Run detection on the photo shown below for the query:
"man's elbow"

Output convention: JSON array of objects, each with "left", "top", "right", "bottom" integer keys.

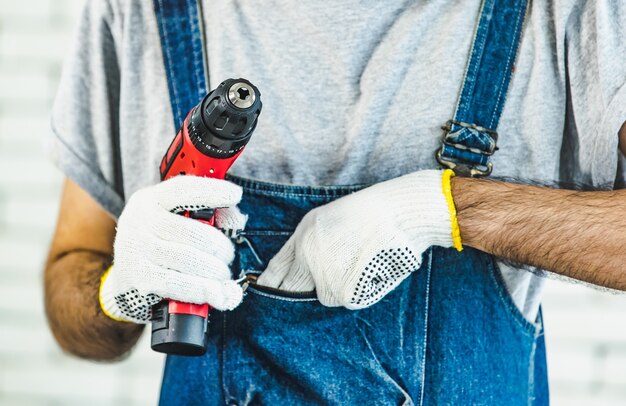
[{"left": 44, "top": 252, "right": 143, "bottom": 362}]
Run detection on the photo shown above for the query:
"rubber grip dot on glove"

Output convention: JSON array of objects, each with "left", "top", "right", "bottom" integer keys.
[
  {"left": 351, "top": 247, "right": 420, "bottom": 307},
  {"left": 114, "top": 289, "right": 161, "bottom": 322}
]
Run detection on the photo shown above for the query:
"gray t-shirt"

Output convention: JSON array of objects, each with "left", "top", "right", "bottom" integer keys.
[{"left": 47, "top": 0, "right": 626, "bottom": 322}]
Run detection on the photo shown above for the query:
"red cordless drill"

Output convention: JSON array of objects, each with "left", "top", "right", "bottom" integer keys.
[{"left": 151, "top": 78, "right": 262, "bottom": 356}]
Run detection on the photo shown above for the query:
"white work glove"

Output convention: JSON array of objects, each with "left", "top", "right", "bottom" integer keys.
[
  {"left": 257, "top": 170, "right": 462, "bottom": 309},
  {"left": 99, "top": 176, "right": 248, "bottom": 323}
]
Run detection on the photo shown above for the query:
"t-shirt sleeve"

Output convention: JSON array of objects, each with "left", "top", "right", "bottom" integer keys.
[
  {"left": 560, "top": 0, "right": 626, "bottom": 190},
  {"left": 46, "top": 0, "right": 124, "bottom": 217}
]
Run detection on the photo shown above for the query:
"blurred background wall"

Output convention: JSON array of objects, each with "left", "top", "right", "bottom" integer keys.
[{"left": 0, "top": 0, "right": 625, "bottom": 405}]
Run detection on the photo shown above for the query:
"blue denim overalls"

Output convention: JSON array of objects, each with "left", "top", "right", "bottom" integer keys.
[{"left": 154, "top": 0, "right": 548, "bottom": 404}]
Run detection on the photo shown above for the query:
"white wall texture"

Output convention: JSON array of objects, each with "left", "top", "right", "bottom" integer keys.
[{"left": 0, "top": 0, "right": 624, "bottom": 405}]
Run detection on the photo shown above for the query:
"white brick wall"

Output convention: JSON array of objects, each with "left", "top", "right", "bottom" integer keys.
[{"left": 0, "top": 0, "right": 624, "bottom": 405}]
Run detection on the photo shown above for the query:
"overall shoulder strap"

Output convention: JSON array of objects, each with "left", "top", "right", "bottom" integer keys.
[
  {"left": 436, "top": 0, "right": 529, "bottom": 177},
  {"left": 153, "top": 0, "right": 209, "bottom": 128}
]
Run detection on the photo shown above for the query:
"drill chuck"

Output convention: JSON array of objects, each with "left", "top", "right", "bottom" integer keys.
[{"left": 188, "top": 78, "right": 262, "bottom": 159}]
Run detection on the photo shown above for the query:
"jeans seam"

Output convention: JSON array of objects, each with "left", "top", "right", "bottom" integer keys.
[
  {"left": 244, "top": 189, "right": 351, "bottom": 198},
  {"left": 156, "top": 0, "right": 182, "bottom": 124},
  {"left": 489, "top": 0, "right": 529, "bottom": 128},
  {"left": 354, "top": 316, "right": 415, "bottom": 405},
  {"left": 226, "top": 174, "right": 367, "bottom": 197},
  {"left": 186, "top": 0, "right": 205, "bottom": 99},
  {"left": 221, "top": 313, "right": 232, "bottom": 405},
  {"left": 527, "top": 334, "right": 537, "bottom": 406},
  {"left": 528, "top": 310, "right": 545, "bottom": 406},
  {"left": 242, "top": 230, "right": 293, "bottom": 236},
  {"left": 418, "top": 249, "right": 433, "bottom": 406}
]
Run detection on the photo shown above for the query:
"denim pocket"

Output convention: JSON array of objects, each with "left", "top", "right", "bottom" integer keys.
[
  {"left": 487, "top": 257, "right": 540, "bottom": 336},
  {"left": 225, "top": 279, "right": 414, "bottom": 405}
]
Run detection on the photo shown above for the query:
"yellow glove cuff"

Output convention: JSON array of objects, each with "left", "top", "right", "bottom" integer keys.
[
  {"left": 442, "top": 169, "right": 463, "bottom": 252},
  {"left": 99, "top": 265, "right": 131, "bottom": 323}
]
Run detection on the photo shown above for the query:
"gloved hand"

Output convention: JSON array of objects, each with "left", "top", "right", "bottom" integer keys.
[
  {"left": 99, "top": 176, "right": 247, "bottom": 323},
  {"left": 257, "top": 169, "right": 462, "bottom": 309}
]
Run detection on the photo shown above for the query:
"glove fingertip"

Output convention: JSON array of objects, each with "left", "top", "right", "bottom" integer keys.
[
  {"left": 156, "top": 176, "right": 243, "bottom": 210},
  {"left": 189, "top": 176, "right": 243, "bottom": 206},
  {"left": 318, "top": 295, "right": 343, "bottom": 309},
  {"left": 256, "top": 265, "right": 284, "bottom": 289},
  {"left": 279, "top": 271, "right": 314, "bottom": 292},
  {"left": 214, "top": 206, "right": 248, "bottom": 230},
  {"left": 209, "top": 281, "right": 244, "bottom": 311},
  {"left": 217, "top": 180, "right": 244, "bottom": 205}
]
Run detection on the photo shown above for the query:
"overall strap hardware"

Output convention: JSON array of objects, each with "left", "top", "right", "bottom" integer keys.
[
  {"left": 437, "top": 120, "right": 498, "bottom": 177},
  {"left": 436, "top": 0, "right": 529, "bottom": 177},
  {"left": 153, "top": 0, "right": 210, "bottom": 129}
]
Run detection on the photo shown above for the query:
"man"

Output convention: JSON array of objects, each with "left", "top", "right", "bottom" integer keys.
[{"left": 45, "top": 0, "right": 626, "bottom": 404}]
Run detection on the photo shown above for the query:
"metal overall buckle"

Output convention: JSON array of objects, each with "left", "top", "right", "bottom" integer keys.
[{"left": 436, "top": 120, "right": 498, "bottom": 177}]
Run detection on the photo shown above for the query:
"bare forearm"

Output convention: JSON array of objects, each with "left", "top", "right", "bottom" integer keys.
[
  {"left": 452, "top": 177, "right": 626, "bottom": 289},
  {"left": 44, "top": 250, "right": 143, "bottom": 360}
]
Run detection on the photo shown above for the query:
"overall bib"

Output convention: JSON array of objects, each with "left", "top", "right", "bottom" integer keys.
[{"left": 153, "top": 1, "right": 548, "bottom": 404}]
